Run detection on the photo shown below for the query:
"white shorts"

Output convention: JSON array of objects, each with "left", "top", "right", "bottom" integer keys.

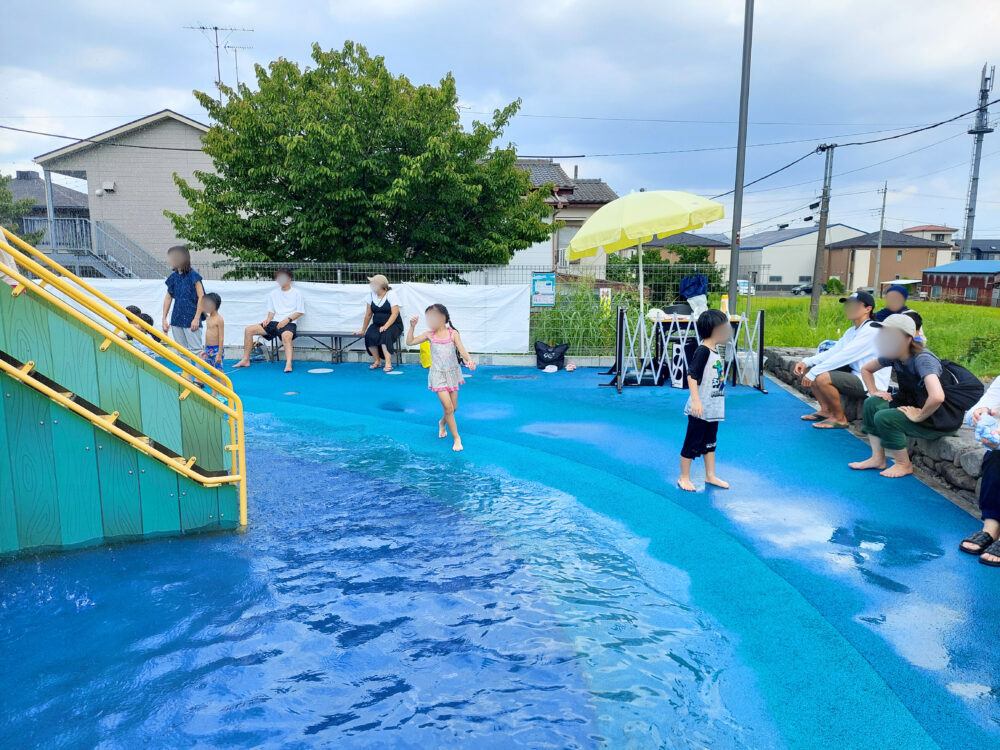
[{"left": 170, "top": 325, "right": 203, "bottom": 353}]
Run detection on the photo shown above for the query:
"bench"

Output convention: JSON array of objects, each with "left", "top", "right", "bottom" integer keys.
[{"left": 267, "top": 330, "right": 403, "bottom": 365}]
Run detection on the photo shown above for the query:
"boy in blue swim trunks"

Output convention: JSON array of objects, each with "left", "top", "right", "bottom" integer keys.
[{"left": 201, "top": 292, "right": 224, "bottom": 368}]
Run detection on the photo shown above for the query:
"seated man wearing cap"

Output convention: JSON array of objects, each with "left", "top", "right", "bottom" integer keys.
[
  {"left": 793, "top": 291, "right": 891, "bottom": 429},
  {"left": 850, "top": 312, "right": 962, "bottom": 478},
  {"left": 874, "top": 284, "right": 911, "bottom": 322}
]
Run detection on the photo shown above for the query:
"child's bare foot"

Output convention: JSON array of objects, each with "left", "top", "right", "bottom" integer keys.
[
  {"left": 705, "top": 476, "right": 730, "bottom": 489},
  {"left": 438, "top": 419, "right": 448, "bottom": 438},
  {"left": 233, "top": 359, "right": 250, "bottom": 368},
  {"left": 848, "top": 457, "right": 886, "bottom": 471},
  {"left": 880, "top": 462, "right": 913, "bottom": 478},
  {"left": 677, "top": 477, "right": 696, "bottom": 492},
  {"left": 452, "top": 440, "right": 463, "bottom": 452}
]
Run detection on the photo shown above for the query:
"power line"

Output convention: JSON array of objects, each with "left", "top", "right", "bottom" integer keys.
[
  {"left": 710, "top": 149, "right": 817, "bottom": 199},
  {"left": 0, "top": 123, "right": 205, "bottom": 152},
  {"left": 459, "top": 108, "right": 922, "bottom": 128}
]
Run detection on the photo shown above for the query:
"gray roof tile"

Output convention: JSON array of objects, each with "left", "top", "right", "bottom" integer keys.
[
  {"left": 6, "top": 171, "right": 88, "bottom": 209},
  {"left": 827, "top": 230, "right": 951, "bottom": 249}
]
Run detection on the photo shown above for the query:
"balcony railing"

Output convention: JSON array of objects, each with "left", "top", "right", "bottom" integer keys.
[
  {"left": 19, "top": 217, "right": 167, "bottom": 279},
  {"left": 22, "top": 216, "right": 92, "bottom": 252}
]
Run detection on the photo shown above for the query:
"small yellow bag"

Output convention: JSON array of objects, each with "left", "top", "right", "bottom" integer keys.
[{"left": 419, "top": 340, "right": 432, "bottom": 368}]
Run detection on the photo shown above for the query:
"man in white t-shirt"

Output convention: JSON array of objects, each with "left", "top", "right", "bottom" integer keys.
[{"left": 234, "top": 267, "right": 305, "bottom": 373}]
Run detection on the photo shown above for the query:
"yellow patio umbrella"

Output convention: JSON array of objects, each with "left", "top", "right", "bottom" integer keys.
[{"left": 567, "top": 190, "right": 725, "bottom": 318}]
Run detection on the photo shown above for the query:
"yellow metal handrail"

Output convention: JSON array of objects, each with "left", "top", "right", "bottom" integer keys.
[
  {"left": 0, "top": 358, "right": 242, "bottom": 487},
  {"left": 1, "top": 227, "right": 234, "bottom": 390},
  {"left": 0, "top": 232, "right": 246, "bottom": 525}
]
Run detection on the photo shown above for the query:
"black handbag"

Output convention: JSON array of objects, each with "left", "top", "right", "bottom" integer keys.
[{"left": 534, "top": 341, "right": 569, "bottom": 370}]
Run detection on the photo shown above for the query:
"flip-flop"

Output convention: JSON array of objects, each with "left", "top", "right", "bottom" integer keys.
[
  {"left": 369, "top": 363, "right": 381, "bottom": 370},
  {"left": 383, "top": 365, "right": 394, "bottom": 373},
  {"left": 979, "top": 539, "right": 1000, "bottom": 567},
  {"left": 813, "top": 420, "right": 849, "bottom": 430},
  {"left": 800, "top": 413, "right": 828, "bottom": 422},
  {"left": 961, "top": 530, "right": 996, "bottom": 555}
]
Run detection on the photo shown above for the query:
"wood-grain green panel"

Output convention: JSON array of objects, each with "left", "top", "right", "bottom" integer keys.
[
  {"left": 137, "top": 369, "right": 183, "bottom": 455},
  {"left": 179, "top": 478, "right": 218, "bottom": 532},
  {"left": 180, "top": 398, "right": 226, "bottom": 472},
  {"left": 0, "top": 378, "right": 20, "bottom": 553},
  {"left": 217, "top": 485, "right": 240, "bottom": 529},
  {"left": 138, "top": 455, "right": 181, "bottom": 537},
  {"left": 96, "top": 347, "right": 142, "bottom": 430},
  {"left": 3, "top": 291, "right": 53, "bottom": 374},
  {"left": 96, "top": 437, "right": 141, "bottom": 539},
  {"left": 50, "top": 403, "right": 104, "bottom": 547},
  {"left": 46, "top": 313, "right": 100, "bottom": 405},
  {"left": 3, "top": 378, "right": 60, "bottom": 550}
]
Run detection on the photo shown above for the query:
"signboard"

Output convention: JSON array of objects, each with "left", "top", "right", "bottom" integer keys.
[
  {"left": 599, "top": 286, "right": 611, "bottom": 311},
  {"left": 531, "top": 272, "right": 556, "bottom": 307}
]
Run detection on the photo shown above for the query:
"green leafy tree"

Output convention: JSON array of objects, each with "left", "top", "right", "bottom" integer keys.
[
  {"left": 168, "top": 41, "right": 555, "bottom": 265},
  {"left": 825, "top": 277, "right": 845, "bottom": 295},
  {"left": 606, "top": 244, "right": 723, "bottom": 306},
  {"left": 0, "top": 174, "right": 44, "bottom": 245}
]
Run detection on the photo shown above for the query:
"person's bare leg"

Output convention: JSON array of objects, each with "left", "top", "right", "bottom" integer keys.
[
  {"left": 234, "top": 324, "right": 265, "bottom": 367},
  {"left": 281, "top": 331, "right": 294, "bottom": 373},
  {"left": 962, "top": 518, "right": 1000, "bottom": 555},
  {"left": 811, "top": 372, "right": 847, "bottom": 425},
  {"left": 436, "top": 390, "right": 461, "bottom": 450},
  {"left": 439, "top": 391, "right": 458, "bottom": 438},
  {"left": 849, "top": 435, "right": 887, "bottom": 470},
  {"left": 703, "top": 452, "right": 729, "bottom": 488},
  {"left": 678, "top": 456, "right": 696, "bottom": 491},
  {"left": 800, "top": 376, "right": 832, "bottom": 420},
  {"left": 368, "top": 345, "right": 381, "bottom": 369},
  {"left": 382, "top": 344, "right": 393, "bottom": 371},
  {"left": 880, "top": 447, "right": 914, "bottom": 478}
]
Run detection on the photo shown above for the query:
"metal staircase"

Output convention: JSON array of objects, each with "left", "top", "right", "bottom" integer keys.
[{"left": 21, "top": 217, "right": 168, "bottom": 279}]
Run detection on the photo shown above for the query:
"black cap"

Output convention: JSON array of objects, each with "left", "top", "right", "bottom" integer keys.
[{"left": 839, "top": 290, "right": 875, "bottom": 308}]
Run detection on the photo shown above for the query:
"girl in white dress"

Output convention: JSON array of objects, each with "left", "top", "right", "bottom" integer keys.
[{"left": 406, "top": 304, "right": 476, "bottom": 451}]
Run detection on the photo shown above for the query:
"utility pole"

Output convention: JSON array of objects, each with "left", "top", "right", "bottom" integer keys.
[
  {"left": 727, "top": 0, "right": 755, "bottom": 308},
  {"left": 872, "top": 181, "right": 887, "bottom": 296},
  {"left": 808, "top": 144, "right": 835, "bottom": 326},
  {"left": 225, "top": 44, "right": 253, "bottom": 88},
  {"left": 185, "top": 25, "right": 254, "bottom": 103},
  {"left": 960, "top": 63, "right": 994, "bottom": 259}
]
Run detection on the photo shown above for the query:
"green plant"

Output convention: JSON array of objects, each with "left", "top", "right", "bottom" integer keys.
[
  {"left": 168, "top": 41, "right": 555, "bottom": 265},
  {"left": 529, "top": 279, "right": 637, "bottom": 355},
  {"left": 825, "top": 277, "right": 845, "bottom": 295},
  {"left": 0, "top": 174, "right": 44, "bottom": 245}
]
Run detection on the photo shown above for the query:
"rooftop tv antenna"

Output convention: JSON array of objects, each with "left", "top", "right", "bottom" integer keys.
[
  {"left": 225, "top": 44, "right": 254, "bottom": 87},
  {"left": 184, "top": 25, "right": 254, "bottom": 102},
  {"left": 960, "top": 63, "right": 994, "bottom": 259}
]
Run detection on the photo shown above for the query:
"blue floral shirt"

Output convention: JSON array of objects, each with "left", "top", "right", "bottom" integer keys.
[{"left": 165, "top": 269, "right": 203, "bottom": 328}]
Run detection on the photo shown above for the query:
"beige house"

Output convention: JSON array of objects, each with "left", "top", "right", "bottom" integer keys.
[
  {"left": 34, "top": 110, "right": 216, "bottom": 271},
  {"left": 513, "top": 159, "right": 618, "bottom": 274},
  {"left": 902, "top": 224, "right": 958, "bottom": 266},
  {"left": 826, "top": 230, "right": 952, "bottom": 291}
]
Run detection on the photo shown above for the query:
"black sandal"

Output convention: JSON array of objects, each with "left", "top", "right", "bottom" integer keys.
[
  {"left": 960, "top": 530, "right": 996, "bottom": 555},
  {"left": 979, "top": 540, "right": 1000, "bottom": 567}
]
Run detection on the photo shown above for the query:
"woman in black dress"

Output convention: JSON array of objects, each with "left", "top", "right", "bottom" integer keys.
[{"left": 355, "top": 274, "right": 403, "bottom": 372}]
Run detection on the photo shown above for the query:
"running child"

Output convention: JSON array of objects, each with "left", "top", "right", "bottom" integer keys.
[
  {"left": 406, "top": 304, "right": 476, "bottom": 452},
  {"left": 161, "top": 245, "right": 204, "bottom": 359},
  {"left": 201, "top": 292, "right": 224, "bottom": 368},
  {"left": 678, "top": 309, "right": 731, "bottom": 492}
]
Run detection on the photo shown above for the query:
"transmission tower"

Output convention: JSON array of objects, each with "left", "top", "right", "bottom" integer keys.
[{"left": 960, "top": 63, "right": 994, "bottom": 259}]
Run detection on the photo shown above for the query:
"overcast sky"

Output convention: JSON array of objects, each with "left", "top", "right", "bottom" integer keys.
[{"left": 4, "top": 0, "right": 1000, "bottom": 240}]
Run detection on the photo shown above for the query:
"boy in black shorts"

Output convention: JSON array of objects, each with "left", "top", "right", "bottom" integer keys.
[{"left": 678, "top": 309, "right": 731, "bottom": 492}]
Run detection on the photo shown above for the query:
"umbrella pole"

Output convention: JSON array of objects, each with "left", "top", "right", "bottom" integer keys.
[{"left": 637, "top": 240, "right": 646, "bottom": 359}]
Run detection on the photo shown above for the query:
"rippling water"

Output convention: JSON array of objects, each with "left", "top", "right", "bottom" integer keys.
[{"left": 0, "top": 412, "right": 777, "bottom": 749}]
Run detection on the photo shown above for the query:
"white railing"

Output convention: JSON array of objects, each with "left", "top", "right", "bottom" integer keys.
[{"left": 19, "top": 217, "right": 167, "bottom": 279}]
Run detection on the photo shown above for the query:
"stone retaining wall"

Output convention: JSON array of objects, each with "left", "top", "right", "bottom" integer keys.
[{"left": 764, "top": 346, "right": 987, "bottom": 509}]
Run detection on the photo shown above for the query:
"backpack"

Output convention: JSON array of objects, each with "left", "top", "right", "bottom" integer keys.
[
  {"left": 892, "top": 357, "right": 984, "bottom": 431},
  {"left": 534, "top": 341, "right": 569, "bottom": 370}
]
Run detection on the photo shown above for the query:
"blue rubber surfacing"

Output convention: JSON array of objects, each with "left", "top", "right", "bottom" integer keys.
[{"left": 231, "top": 363, "right": 1000, "bottom": 748}]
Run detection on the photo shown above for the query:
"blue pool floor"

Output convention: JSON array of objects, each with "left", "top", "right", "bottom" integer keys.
[{"left": 3, "top": 362, "right": 999, "bottom": 748}]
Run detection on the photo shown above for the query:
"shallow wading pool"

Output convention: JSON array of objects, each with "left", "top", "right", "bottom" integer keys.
[{"left": 1, "top": 364, "right": 998, "bottom": 748}]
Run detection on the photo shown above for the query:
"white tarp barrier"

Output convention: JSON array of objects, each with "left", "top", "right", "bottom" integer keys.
[{"left": 68, "top": 279, "right": 531, "bottom": 353}]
